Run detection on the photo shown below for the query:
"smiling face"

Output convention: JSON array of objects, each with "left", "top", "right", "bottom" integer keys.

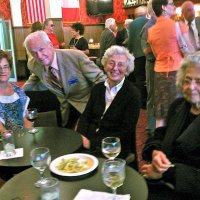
[
  {"left": 27, "top": 36, "right": 55, "bottom": 66},
  {"left": 0, "top": 58, "right": 11, "bottom": 83},
  {"left": 71, "top": 28, "right": 79, "bottom": 38},
  {"left": 104, "top": 54, "right": 128, "bottom": 88},
  {"left": 182, "top": 65, "right": 200, "bottom": 106},
  {"left": 182, "top": 2, "right": 195, "bottom": 22}
]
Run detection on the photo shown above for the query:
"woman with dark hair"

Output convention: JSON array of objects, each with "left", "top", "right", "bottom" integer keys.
[
  {"left": 0, "top": 50, "right": 31, "bottom": 132},
  {"left": 141, "top": 52, "right": 200, "bottom": 199},
  {"left": 69, "top": 22, "right": 89, "bottom": 55},
  {"left": 148, "top": 0, "right": 192, "bottom": 128},
  {"left": 30, "top": 21, "right": 42, "bottom": 33}
]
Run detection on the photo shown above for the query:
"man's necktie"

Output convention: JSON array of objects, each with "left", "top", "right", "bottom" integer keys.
[
  {"left": 188, "top": 22, "right": 197, "bottom": 50},
  {"left": 48, "top": 66, "right": 64, "bottom": 95}
]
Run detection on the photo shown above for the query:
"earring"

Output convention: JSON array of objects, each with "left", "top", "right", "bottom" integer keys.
[{"left": 162, "top": 10, "right": 167, "bottom": 16}]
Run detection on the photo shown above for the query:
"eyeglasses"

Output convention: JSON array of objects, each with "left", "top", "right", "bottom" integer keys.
[
  {"left": 50, "top": 24, "right": 55, "bottom": 27},
  {"left": 0, "top": 66, "right": 10, "bottom": 71},
  {"left": 107, "top": 61, "right": 127, "bottom": 68}
]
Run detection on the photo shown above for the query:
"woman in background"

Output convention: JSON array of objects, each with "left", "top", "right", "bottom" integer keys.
[
  {"left": 148, "top": 0, "right": 189, "bottom": 128},
  {"left": 0, "top": 50, "right": 31, "bottom": 132},
  {"left": 77, "top": 45, "right": 140, "bottom": 162},
  {"left": 69, "top": 22, "right": 89, "bottom": 55}
]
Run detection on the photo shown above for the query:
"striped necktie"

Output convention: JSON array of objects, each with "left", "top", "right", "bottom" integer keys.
[
  {"left": 188, "top": 22, "right": 197, "bottom": 50},
  {"left": 48, "top": 66, "right": 64, "bottom": 95}
]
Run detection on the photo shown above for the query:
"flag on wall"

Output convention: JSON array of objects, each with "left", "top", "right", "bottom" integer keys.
[
  {"left": 21, "top": 0, "right": 46, "bottom": 25},
  {"left": 61, "top": 0, "right": 80, "bottom": 23}
]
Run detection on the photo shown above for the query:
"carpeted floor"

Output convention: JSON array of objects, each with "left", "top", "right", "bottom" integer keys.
[{"left": 0, "top": 107, "right": 148, "bottom": 188}]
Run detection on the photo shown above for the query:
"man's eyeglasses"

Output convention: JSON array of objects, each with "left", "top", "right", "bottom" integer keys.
[
  {"left": 0, "top": 66, "right": 10, "bottom": 71},
  {"left": 50, "top": 24, "right": 55, "bottom": 27}
]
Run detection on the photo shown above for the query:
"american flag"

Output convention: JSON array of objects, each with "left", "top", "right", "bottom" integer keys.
[{"left": 21, "top": 0, "right": 46, "bottom": 25}]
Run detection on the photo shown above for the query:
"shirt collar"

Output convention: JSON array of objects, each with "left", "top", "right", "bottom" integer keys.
[
  {"left": 51, "top": 52, "right": 58, "bottom": 70},
  {"left": 184, "top": 19, "right": 195, "bottom": 26},
  {"left": 104, "top": 77, "right": 125, "bottom": 92}
]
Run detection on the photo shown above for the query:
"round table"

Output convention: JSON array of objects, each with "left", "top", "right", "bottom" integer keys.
[
  {"left": 0, "top": 127, "right": 82, "bottom": 167},
  {"left": 0, "top": 158, "right": 148, "bottom": 200}
]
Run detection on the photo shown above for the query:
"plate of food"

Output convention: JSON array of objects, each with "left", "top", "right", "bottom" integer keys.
[{"left": 50, "top": 153, "right": 99, "bottom": 177}]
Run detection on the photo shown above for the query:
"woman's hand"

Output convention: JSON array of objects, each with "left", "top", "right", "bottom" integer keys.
[
  {"left": 141, "top": 163, "right": 163, "bottom": 180},
  {"left": 152, "top": 150, "right": 172, "bottom": 173},
  {"left": 81, "top": 135, "right": 90, "bottom": 149}
]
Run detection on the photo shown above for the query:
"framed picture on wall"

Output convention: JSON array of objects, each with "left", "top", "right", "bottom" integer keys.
[{"left": 123, "top": 0, "right": 148, "bottom": 8}]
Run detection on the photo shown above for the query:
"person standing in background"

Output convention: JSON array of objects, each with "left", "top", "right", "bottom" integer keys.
[
  {"left": 99, "top": 18, "right": 116, "bottom": 62},
  {"left": 128, "top": 6, "right": 149, "bottom": 109},
  {"left": 181, "top": 1, "right": 200, "bottom": 51},
  {"left": 69, "top": 22, "right": 89, "bottom": 55},
  {"left": 140, "top": 0, "right": 157, "bottom": 136},
  {"left": 43, "top": 18, "right": 65, "bottom": 49},
  {"left": 116, "top": 19, "right": 133, "bottom": 47}
]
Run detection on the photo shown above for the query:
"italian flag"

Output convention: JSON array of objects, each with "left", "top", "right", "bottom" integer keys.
[{"left": 61, "top": 0, "right": 80, "bottom": 23}]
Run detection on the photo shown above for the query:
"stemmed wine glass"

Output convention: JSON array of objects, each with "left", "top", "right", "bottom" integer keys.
[
  {"left": 102, "top": 159, "right": 126, "bottom": 197},
  {"left": 102, "top": 137, "right": 121, "bottom": 160},
  {"left": 26, "top": 108, "right": 39, "bottom": 133},
  {"left": 30, "top": 147, "right": 51, "bottom": 187}
]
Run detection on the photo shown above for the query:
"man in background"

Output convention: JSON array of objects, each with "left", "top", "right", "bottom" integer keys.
[
  {"left": 43, "top": 18, "right": 65, "bottom": 49},
  {"left": 23, "top": 31, "right": 106, "bottom": 127},
  {"left": 181, "top": 1, "right": 200, "bottom": 51},
  {"left": 140, "top": 0, "right": 156, "bottom": 136},
  {"left": 128, "top": 6, "right": 148, "bottom": 108},
  {"left": 99, "top": 18, "right": 116, "bottom": 62},
  {"left": 116, "top": 19, "right": 133, "bottom": 47}
]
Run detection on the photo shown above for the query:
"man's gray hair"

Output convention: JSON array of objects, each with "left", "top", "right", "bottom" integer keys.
[
  {"left": 101, "top": 45, "right": 135, "bottom": 76},
  {"left": 105, "top": 18, "right": 116, "bottom": 28},
  {"left": 23, "top": 30, "right": 51, "bottom": 50},
  {"left": 176, "top": 51, "right": 200, "bottom": 89}
]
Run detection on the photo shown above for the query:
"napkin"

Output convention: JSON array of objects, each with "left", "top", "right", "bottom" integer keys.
[
  {"left": 0, "top": 148, "right": 23, "bottom": 160},
  {"left": 73, "top": 189, "right": 130, "bottom": 200}
]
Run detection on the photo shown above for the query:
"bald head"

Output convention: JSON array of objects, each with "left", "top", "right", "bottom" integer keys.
[
  {"left": 181, "top": 1, "right": 195, "bottom": 22},
  {"left": 134, "top": 6, "right": 147, "bottom": 18}
]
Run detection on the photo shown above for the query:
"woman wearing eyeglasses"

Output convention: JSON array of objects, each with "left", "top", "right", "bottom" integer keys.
[
  {"left": 0, "top": 50, "right": 31, "bottom": 132},
  {"left": 43, "top": 18, "right": 65, "bottom": 49},
  {"left": 77, "top": 46, "right": 140, "bottom": 164},
  {"left": 148, "top": 0, "right": 192, "bottom": 128}
]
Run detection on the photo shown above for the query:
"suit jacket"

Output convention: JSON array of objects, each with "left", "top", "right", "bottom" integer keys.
[
  {"left": 143, "top": 98, "right": 200, "bottom": 198},
  {"left": 23, "top": 49, "right": 106, "bottom": 125},
  {"left": 116, "top": 28, "right": 128, "bottom": 47},
  {"left": 195, "top": 17, "right": 200, "bottom": 45},
  {"left": 77, "top": 79, "right": 140, "bottom": 158},
  {"left": 100, "top": 28, "right": 116, "bottom": 60}
]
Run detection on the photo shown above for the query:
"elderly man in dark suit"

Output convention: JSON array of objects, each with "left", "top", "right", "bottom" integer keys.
[
  {"left": 99, "top": 18, "right": 116, "bottom": 62},
  {"left": 23, "top": 31, "right": 106, "bottom": 127},
  {"left": 181, "top": 1, "right": 200, "bottom": 51}
]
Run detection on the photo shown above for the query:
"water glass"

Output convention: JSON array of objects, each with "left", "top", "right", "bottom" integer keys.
[
  {"left": 41, "top": 177, "right": 59, "bottom": 200},
  {"left": 102, "top": 137, "right": 121, "bottom": 160},
  {"left": 2, "top": 130, "right": 16, "bottom": 157},
  {"left": 102, "top": 159, "right": 126, "bottom": 195}
]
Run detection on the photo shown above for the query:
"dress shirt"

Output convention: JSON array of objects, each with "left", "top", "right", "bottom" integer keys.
[
  {"left": 185, "top": 19, "right": 200, "bottom": 49},
  {"left": 104, "top": 77, "right": 125, "bottom": 112}
]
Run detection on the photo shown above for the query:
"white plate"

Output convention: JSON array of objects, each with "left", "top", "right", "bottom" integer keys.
[{"left": 50, "top": 153, "right": 99, "bottom": 177}]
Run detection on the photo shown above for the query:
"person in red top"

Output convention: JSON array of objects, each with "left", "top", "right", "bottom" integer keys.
[{"left": 43, "top": 18, "right": 65, "bottom": 49}]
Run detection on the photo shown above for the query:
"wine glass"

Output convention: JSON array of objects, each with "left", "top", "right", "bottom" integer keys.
[
  {"left": 30, "top": 147, "right": 51, "bottom": 187},
  {"left": 102, "top": 159, "right": 126, "bottom": 197},
  {"left": 102, "top": 137, "right": 121, "bottom": 160},
  {"left": 26, "top": 108, "right": 39, "bottom": 133}
]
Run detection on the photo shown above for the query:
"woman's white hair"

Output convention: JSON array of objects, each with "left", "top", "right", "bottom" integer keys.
[
  {"left": 101, "top": 45, "right": 135, "bottom": 76},
  {"left": 176, "top": 51, "right": 200, "bottom": 89}
]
